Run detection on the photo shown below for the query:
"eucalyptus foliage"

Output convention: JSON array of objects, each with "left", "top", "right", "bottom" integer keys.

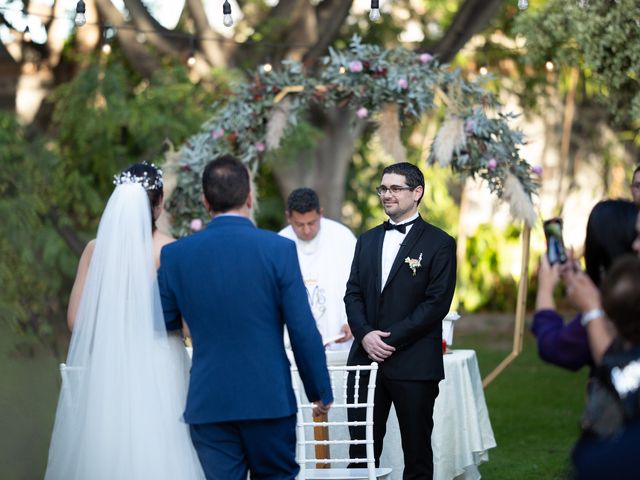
[{"left": 171, "top": 36, "right": 538, "bottom": 236}]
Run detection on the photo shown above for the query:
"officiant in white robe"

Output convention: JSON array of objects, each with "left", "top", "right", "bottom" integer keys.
[{"left": 279, "top": 188, "right": 356, "bottom": 351}]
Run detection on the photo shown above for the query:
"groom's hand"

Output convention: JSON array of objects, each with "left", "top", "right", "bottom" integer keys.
[
  {"left": 362, "top": 330, "right": 395, "bottom": 362},
  {"left": 312, "top": 400, "right": 332, "bottom": 417}
]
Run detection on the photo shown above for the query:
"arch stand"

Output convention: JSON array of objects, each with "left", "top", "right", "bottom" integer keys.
[{"left": 482, "top": 223, "right": 531, "bottom": 388}]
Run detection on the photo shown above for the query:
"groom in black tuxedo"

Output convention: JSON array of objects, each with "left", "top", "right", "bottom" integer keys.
[{"left": 345, "top": 162, "right": 456, "bottom": 479}]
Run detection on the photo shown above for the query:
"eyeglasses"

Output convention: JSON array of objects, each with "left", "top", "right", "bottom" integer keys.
[{"left": 376, "top": 185, "right": 415, "bottom": 196}]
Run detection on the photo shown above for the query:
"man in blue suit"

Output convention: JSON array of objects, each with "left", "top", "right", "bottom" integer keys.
[{"left": 158, "top": 154, "right": 333, "bottom": 480}]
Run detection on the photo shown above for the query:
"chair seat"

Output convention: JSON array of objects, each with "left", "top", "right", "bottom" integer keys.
[{"left": 303, "top": 467, "right": 393, "bottom": 479}]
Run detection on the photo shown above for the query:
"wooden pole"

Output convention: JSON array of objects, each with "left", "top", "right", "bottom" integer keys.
[
  {"left": 313, "top": 414, "right": 330, "bottom": 468},
  {"left": 482, "top": 223, "right": 531, "bottom": 388}
]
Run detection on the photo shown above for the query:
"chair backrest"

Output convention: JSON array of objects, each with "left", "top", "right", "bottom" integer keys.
[{"left": 291, "top": 362, "right": 383, "bottom": 480}]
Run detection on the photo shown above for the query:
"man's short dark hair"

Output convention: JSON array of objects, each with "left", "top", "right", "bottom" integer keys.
[
  {"left": 381, "top": 162, "right": 425, "bottom": 203},
  {"left": 202, "top": 155, "right": 250, "bottom": 213},
  {"left": 601, "top": 255, "right": 640, "bottom": 344},
  {"left": 286, "top": 188, "right": 321, "bottom": 214},
  {"left": 633, "top": 164, "right": 640, "bottom": 179}
]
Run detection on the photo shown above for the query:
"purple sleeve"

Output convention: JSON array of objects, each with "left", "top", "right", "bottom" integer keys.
[{"left": 530, "top": 309, "right": 593, "bottom": 371}]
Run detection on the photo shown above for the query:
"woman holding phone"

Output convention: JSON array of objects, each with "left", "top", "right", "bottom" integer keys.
[{"left": 531, "top": 199, "right": 638, "bottom": 374}]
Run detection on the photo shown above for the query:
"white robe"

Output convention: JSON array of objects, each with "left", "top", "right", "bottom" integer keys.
[{"left": 280, "top": 218, "right": 356, "bottom": 351}]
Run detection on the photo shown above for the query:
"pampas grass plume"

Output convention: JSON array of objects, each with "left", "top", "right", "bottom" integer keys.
[
  {"left": 432, "top": 115, "right": 466, "bottom": 167},
  {"left": 377, "top": 104, "right": 407, "bottom": 163},
  {"left": 266, "top": 98, "right": 291, "bottom": 151},
  {"left": 504, "top": 172, "right": 536, "bottom": 227}
]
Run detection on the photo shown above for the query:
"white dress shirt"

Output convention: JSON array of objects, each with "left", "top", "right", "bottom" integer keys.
[{"left": 381, "top": 213, "right": 419, "bottom": 290}]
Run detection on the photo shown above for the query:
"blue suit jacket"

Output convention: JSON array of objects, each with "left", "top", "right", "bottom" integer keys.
[{"left": 158, "top": 215, "right": 333, "bottom": 424}]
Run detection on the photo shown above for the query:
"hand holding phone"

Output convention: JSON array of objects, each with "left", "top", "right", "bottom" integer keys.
[{"left": 543, "top": 218, "right": 568, "bottom": 265}]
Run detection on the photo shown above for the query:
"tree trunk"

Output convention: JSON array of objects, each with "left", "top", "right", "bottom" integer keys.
[{"left": 271, "top": 107, "right": 365, "bottom": 221}]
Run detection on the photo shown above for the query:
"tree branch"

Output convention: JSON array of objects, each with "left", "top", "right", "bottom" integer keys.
[
  {"left": 47, "top": 210, "right": 86, "bottom": 257},
  {"left": 123, "top": 0, "right": 190, "bottom": 56},
  {"left": 234, "top": 0, "right": 319, "bottom": 67},
  {"left": 431, "top": 0, "right": 504, "bottom": 63},
  {"left": 185, "top": 0, "right": 230, "bottom": 67},
  {"left": 94, "top": 0, "right": 160, "bottom": 77},
  {"left": 303, "top": 0, "right": 354, "bottom": 64}
]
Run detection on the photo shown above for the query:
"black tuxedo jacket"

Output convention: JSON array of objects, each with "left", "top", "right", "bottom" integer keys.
[{"left": 345, "top": 216, "right": 456, "bottom": 381}]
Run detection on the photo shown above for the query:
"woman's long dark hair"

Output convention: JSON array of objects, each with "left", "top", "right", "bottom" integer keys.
[{"left": 584, "top": 199, "right": 638, "bottom": 287}]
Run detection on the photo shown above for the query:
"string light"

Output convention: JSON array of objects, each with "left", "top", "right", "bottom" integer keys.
[
  {"left": 23, "top": 25, "right": 31, "bottom": 42},
  {"left": 545, "top": 60, "right": 554, "bottom": 72},
  {"left": 222, "top": 1, "right": 233, "bottom": 28},
  {"left": 262, "top": 63, "right": 272, "bottom": 73},
  {"left": 101, "top": 24, "right": 114, "bottom": 55},
  {"left": 187, "top": 37, "right": 196, "bottom": 67},
  {"left": 75, "top": 0, "right": 86, "bottom": 27},
  {"left": 338, "top": 66, "right": 346, "bottom": 74},
  {"left": 479, "top": 66, "right": 488, "bottom": 76},
  {"left": 517, "top": 0, "right": 528, "bottom": 10},
  {"left": 370, "top": 0, "right": 381, "bottom": 22}
]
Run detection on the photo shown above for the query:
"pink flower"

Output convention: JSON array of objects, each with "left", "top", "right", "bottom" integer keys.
[
  {"left": 397, "top": 78, "right": 408, "bottom": 89},
  {"left": 190, "top": 218, "right": 203, "bottom": 232},
  {"left": 356, "top": 107, "right": 369, "bottom": 119},
  {"left": 255, "top": 142, "right": 266, "bottom": 152},
  {"left": 211, "top": 128, "right": 224, "bottom": 140},
  {"left": 349, "top": 60, "right": 363, "bottom": 73},
  {"left": 487, "top": 158, "right": 498, "bottom": 171},
  {"left": 532, "top": 165, "right": 543, "bottom": 175},
  {"left": 419, "top": 53, "right": 433, "bottom": 64}
]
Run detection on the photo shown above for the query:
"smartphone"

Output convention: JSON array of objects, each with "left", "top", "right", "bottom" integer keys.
[{"left": 543, "top": 218, "right": 568, "bottom": 265}]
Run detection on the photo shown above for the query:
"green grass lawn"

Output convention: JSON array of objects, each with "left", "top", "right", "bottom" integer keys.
[
  {"left": 0, "top": 325, "right": 59, "bottom": 480},
  {"left": 455, "top": 328, "right": 589, "bottom": 480},
  {"left": 1, "top": 319, "right": 589, "bottom": 479}
]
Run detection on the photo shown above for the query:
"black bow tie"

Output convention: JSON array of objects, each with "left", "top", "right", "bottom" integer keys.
[{"left": 383, "top": 218, "right": 418, "bottom": 234}]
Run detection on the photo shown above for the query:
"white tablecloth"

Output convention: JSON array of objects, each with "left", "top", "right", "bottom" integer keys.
[{"left": 318, "top": 349, "right": 496, "bottom": 480}]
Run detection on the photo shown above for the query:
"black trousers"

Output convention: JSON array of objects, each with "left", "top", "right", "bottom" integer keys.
[{"left": 347, "top": 371, "right": 440, "bottom": 480}]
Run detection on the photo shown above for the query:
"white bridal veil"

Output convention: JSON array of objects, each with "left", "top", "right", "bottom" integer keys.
[{"left": 45, "top": 183, "right": 203, "bottom": 479}]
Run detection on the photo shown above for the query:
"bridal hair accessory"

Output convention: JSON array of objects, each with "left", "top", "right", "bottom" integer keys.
[
  {"left": 113, "top": 163, "right": 163, "bottom": 191},
  {"left": 404, "top": 253, "right": 423, "bottom": 276}
]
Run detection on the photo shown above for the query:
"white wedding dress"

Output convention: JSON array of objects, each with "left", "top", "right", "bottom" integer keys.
[{"left": 44, "top": 183, "right": 204, "bottom": 480}]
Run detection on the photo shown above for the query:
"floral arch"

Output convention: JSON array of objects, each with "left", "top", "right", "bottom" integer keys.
[
  {"left": 167, "top": 36, "right": 538, "bottom": 236},
  {"left": 166, "top": 36, "right": 539, "bottom": 385}
]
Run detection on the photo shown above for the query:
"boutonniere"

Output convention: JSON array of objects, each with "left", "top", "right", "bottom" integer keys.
[{"left": 404, "top": 253, "right": 423, "bottom": 276}]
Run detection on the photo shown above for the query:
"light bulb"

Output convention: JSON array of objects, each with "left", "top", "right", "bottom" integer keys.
[
  {"left": 75, "top": 0, "right": 87, "bottom": 27},
  {"left": 75, "top": 12, "right": 86, "bottom": 26},
  {"left": 517, "top": 0, "right": 528, "bottom": 10},
  {"left": 187, "top": 56, "right": 196, "bottom": 67},
  {"left": 222, "top": 1, "right": 233, "bottom": 27},
  {"left": 370, "top": 0, "right": 381, "bottom": 22},
  {"left": 102, "top": 43, "right": 111, "bottom": 55}
]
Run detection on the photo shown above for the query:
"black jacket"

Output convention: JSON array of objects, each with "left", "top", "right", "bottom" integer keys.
[{"left": 345, "top": 216, "right": 457, "bottom": 380}]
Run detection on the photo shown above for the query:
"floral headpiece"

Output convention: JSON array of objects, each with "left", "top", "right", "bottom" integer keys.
[{"left": 113, "top": 163, "right": 163, "bottom": 191}]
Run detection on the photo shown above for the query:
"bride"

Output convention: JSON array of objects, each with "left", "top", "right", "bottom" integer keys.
[{"left": 44, "top": 163, "right": 204, "bottom": 479}]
